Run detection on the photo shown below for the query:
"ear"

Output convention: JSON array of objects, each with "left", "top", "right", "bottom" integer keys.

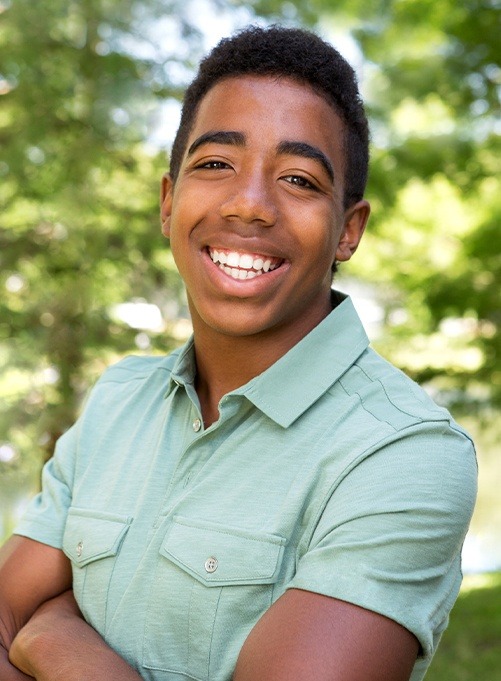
[
  {"left": 335, "top": 200, "right": 370, "bottom": 262},
  {"left": 160, "top": 172, "right": 174, "bottom": 238}
]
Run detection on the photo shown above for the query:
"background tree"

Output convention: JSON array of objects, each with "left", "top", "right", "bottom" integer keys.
[
  {"left": 326, "top": 0, "right": 501, "bottom": 414},
  {"left": 0, "top": 0, "right": 209, "bottom": 526}
]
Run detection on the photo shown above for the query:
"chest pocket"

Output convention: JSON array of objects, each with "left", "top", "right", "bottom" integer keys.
[
  {"left": 142, "top": 515, "right": 286, "bottom": 681},
  {"left": 62, "top": 507, "right": 132, "bottom": 631}
]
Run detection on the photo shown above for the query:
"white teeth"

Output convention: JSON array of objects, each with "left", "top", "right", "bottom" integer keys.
[
  {"left": 210, "top": 248, "right": 282, "bottom": 280},
  {"left": 218, "top": 264, "right": 259, "bottom": 281},
  {"left": 226, "top": 252, "right": 240, "bottom": 267},
  {"left": 240, "top": 254, "right": 254, "bottom": 269}
]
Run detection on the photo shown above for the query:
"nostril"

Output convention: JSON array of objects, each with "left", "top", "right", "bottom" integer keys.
[{"left": 219, "top": 185, "right": 277, "bottom": 226}]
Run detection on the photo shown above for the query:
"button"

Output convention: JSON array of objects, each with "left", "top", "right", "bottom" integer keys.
[
  {"left": 76, "top": 541, "right": 83, "bottom": 558},
  {"left": 204, "top": 556, "right": 218, "bottom": 573},
  {"left": 192, "top": 418, "right": 202, "bottom": 432}
]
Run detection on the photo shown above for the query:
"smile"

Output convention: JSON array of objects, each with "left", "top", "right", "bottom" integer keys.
[{"left": 208, "top": 248, "right": 283, "bottom": 281}]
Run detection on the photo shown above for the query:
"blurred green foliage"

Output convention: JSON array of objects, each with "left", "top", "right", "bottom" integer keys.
[
  {"left": 426, "top": 572, "right": 501, "bottom": 680},
  {"left": 0, "top": 0, "right": 499, "bottom": 524},
  {"left": 328, "top": 0, "right": 501, "bottom": 414}
]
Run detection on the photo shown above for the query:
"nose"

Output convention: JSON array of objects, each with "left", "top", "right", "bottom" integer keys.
[{"left": 219, "top": 169, "right": 277, "bottom": 227}]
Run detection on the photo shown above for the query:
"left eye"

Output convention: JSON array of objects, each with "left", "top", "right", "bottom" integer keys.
[{"left": 283, "top": 175, "right": 316, "bottom": 190}]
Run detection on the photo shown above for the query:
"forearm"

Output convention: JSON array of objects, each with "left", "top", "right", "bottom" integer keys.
[
  {"left": 0, "top": 537, "right": 74, "bottom": 681},
  {"left": 9, "top": 592, "right": 143, "bottom": 681}
]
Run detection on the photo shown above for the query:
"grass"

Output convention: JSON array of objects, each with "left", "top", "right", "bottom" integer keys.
[{"left": 425, "top": 572, "right": 501, "bottom": 680}]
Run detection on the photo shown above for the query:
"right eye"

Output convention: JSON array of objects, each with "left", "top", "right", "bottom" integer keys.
[{"left": 196, "top": 160, "right": 231, "bottom": 170}]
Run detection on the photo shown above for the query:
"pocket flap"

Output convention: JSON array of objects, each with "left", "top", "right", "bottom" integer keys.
[
  {"left": 63, "top": 507, "right": 132, "bottom": 568},
  {"left": 160, "top": 516, "right": 286, "bottom": 587}
]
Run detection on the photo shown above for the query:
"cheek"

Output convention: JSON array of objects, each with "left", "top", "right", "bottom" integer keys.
[
  {"left": 171, "top": 187, "right": 211, "bottom": 236},
  {"left": 168, "top": 202, "right": 193, "bottom": 246},
  {"left": 294, "top": 211, "right": 340, "bottom": 260},
  {"left": 166, "top": 216, "right": 189, "bottom": 272}
]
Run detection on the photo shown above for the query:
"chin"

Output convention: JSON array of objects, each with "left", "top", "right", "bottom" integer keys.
[{"left": 206, "top": 319, "right": 272, "bottom": 339}]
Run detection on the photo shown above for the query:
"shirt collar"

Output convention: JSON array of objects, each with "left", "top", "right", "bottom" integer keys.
[
  {"left": 241, "top": 293, "right": 369, "bottom": 427},
  {"left": 166, "top": 293, "right": 369, "bottom": 428},
  {"left": 167, "top": 336, "right": 197, "bottom": 393}
]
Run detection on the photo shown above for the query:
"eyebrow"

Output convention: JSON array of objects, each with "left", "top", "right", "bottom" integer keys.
[
  {"left": 187, "top": 130, "right": 245, "bottom": 156},
  {"left": 277, "top": 140, "right": 334, "bottom": 183},
  {"left": 187, "top": 130, "right": 334, "bottom": 184}
]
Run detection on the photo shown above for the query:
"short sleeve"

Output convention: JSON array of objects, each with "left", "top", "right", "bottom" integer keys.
[
  {"left": 14, "top": 423, "right": 79, "bottom": 549},
  {"left": 289, "top": 424, "right": 477, "bottom": 667}
]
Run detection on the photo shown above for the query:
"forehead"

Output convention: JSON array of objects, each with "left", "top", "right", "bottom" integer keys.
[{"left": 188, "top": 75, "right": 346, "bottom": 165}]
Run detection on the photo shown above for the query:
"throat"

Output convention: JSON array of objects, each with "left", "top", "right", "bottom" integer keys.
[{"left": 192, "top": 332, "right": 278, "bottom": 416}]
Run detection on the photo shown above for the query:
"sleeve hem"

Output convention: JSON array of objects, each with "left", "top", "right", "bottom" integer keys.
[{"left": 13, "top": 521, "right": 64, "bottom": 551}]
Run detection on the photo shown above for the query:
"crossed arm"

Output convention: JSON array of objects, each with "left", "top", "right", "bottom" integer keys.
[
  {"left": 0, "top": 536, "right": 72, "bottom": 681},
  {"left": 0, "top": 536, "right": 143, "bottom": 681},
  {"left": 1, "top": 536, "right": 418, "bottom": 681}
]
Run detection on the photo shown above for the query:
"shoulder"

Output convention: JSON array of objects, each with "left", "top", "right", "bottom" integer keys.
[
  {"left": 315, "top": 346, "right": 476, "bottom": 505},
  {"left": 321, "top": 347, "right": 477, "bottom": 529},
  {"left": 97, "top": 351, "right": 181, "bottom": 385},
  {"left": 336, "top": 347, "right": 470, "bottom": 438},
  {"left": 78, "top": 348, "right": 184, "bottom": 423}
]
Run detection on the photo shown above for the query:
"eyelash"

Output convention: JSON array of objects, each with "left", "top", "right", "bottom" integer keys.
[
  {"left": 196, "top": 160, "right": 230, "bottom": 170},
  {"left": 282, "top": 175, "right": 318, "bottom": 191}
]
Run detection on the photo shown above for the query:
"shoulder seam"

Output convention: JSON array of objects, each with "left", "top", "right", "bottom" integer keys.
[{"left": 97, "top": 354, "right": 180, "bottom": 385}]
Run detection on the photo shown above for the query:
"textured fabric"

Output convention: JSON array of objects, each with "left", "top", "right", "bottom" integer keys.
[{"left": 15, "top": 293, "right": 477, "bottom": 681}]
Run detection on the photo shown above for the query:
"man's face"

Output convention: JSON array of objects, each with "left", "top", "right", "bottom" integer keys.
[{"left": 161, "top": 75, "right": 369, "bottom": 343}]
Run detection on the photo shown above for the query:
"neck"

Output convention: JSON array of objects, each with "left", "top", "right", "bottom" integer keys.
[
  {"left": 191, "top": 306, "right": 332, "bottom": 427},
  {"left": 194, "top": 331, "right": 282, "bottom": 399}
]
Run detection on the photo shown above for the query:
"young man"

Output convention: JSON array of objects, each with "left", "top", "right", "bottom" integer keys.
[{"left": 0, "top": 25, "right": 476, "bottom": 681}]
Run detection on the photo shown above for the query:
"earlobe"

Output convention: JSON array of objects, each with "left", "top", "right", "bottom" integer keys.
[
  {"left": 160, "top": 172, "right": 174, "bottom": 237},
  {"left": 336, "top": 200, "right": 370, "bottom": 262}
]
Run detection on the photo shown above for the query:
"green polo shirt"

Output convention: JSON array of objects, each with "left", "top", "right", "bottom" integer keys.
[{"left": 15, "top": 294, "right": 477, "bottom": 681}]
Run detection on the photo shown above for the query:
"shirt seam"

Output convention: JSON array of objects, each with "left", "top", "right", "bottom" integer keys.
[
  {"left": 295, "top": 421, "right": 450, "bottom": 562},
  {"left": 99, "top": 365, "right": 174, "bottom": 386}
]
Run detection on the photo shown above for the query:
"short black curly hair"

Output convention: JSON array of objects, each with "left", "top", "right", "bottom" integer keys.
[{"left": 169, "top": 25, "right": 369, "bottom": 208}]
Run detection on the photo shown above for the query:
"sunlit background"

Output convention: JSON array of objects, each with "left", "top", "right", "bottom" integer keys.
[{"left": 1, "top": 0, "right": 500, "bottom": 622}]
